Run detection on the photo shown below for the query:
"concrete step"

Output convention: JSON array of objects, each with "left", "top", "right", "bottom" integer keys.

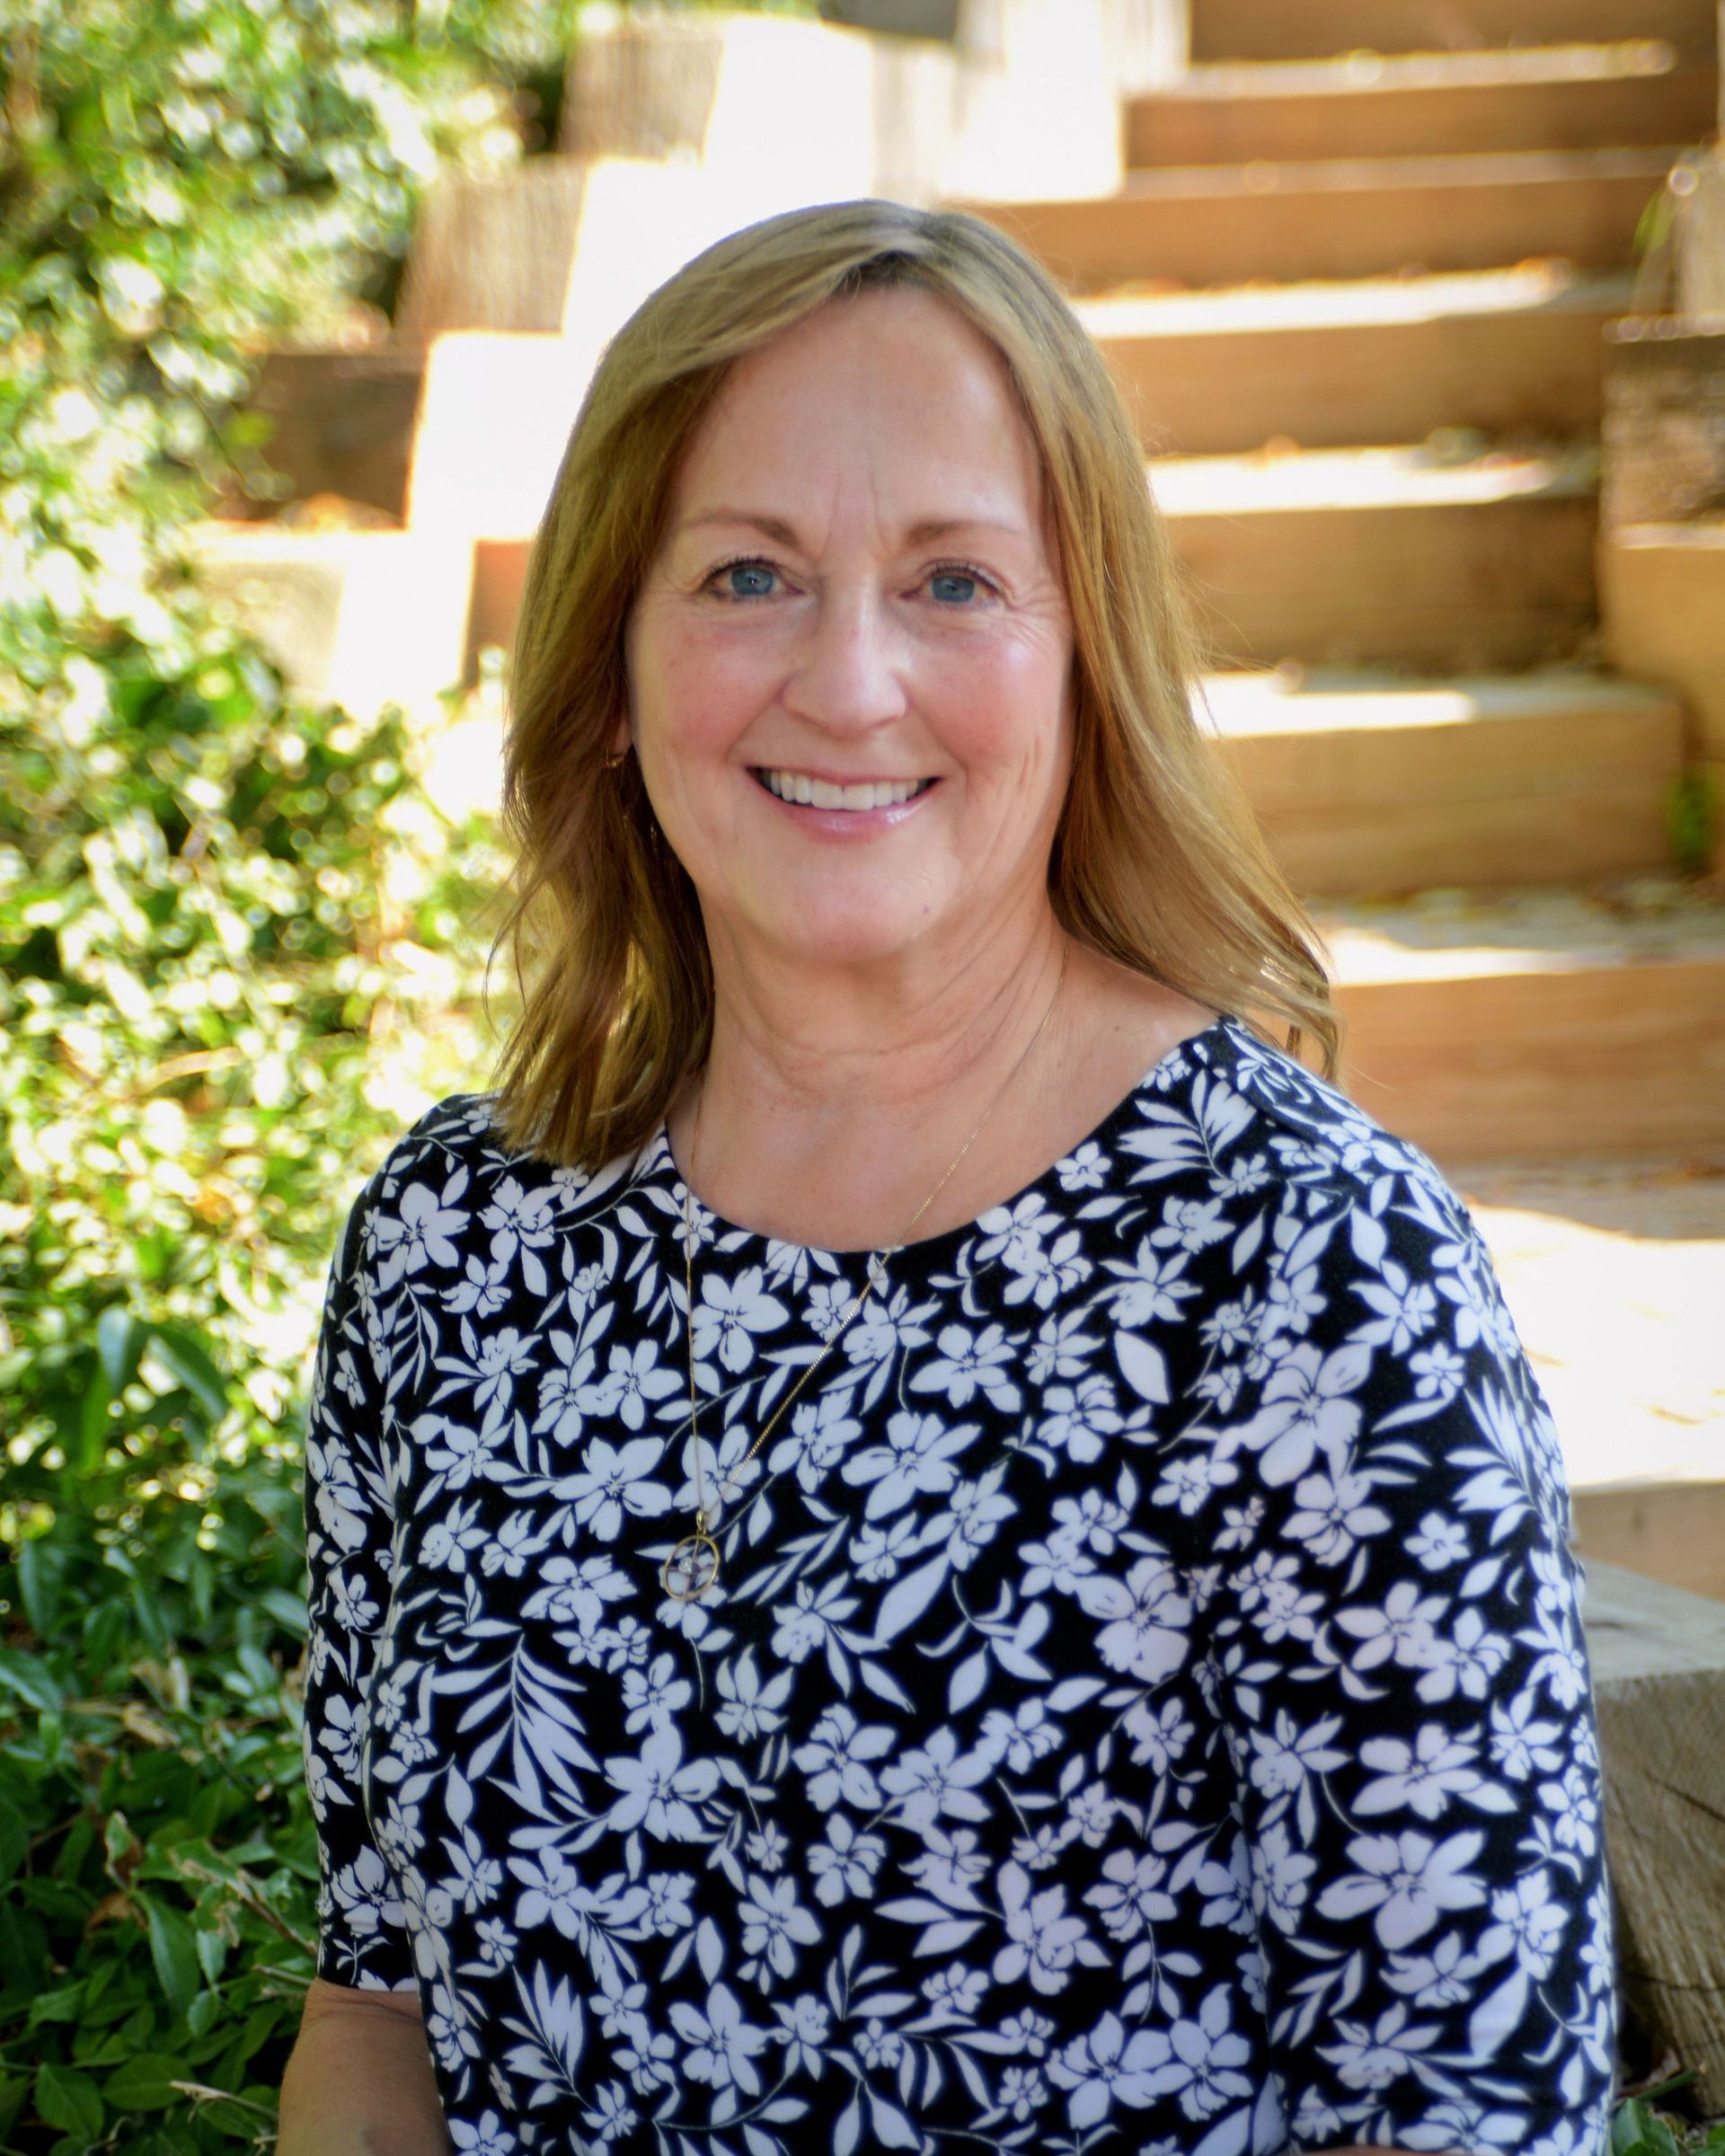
[
  {"left": 1453, "top": 1155, "right": 1725, "bottom": 1593},
  {"left": 1208, "top": 666, "right": 1684, "bottom": 890},
  {"left": 1081, "top": 266, "right": 1629, "bottom": 455},
  {"left": 1156, "top": 441, "right": 1599, "bottom": 667},
  {"left": 1322, "top": 877, "right": 1725, "bottom": 1158},
  {"left": 972, "top": 147, "right": 1678, "bottom": 292},
  {"left": 1128, "top": 46, "right": 1716, "bottom": 165},
  {"left": 1190, "top": 0, "right": 1717, "bottom": 64}
]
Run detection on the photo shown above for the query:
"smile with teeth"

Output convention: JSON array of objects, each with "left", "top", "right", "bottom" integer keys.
[{"left": 756, "top": 770, "right": 934, "bottom": 811}]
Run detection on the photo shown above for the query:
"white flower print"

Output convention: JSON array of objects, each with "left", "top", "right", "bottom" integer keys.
[
  {"left": 1250, "top": 1822, "right": 1318, "bottom": 1934},
  {"left": 842, "top": 1408, "right": 978, "bottom": 1518},
  {"left": 993, "top": 1864, "right": 1108, "bottom": 1995},
  {"left": 575, "top": 1340, "right": 681, "bottom": 1430},
  {"left": 1225, "top": 1338, "right": 1370, "bottom": 1487},
  {"left": 910, "top": 1321, "right": 1022, "bottom": 1410},
  {"left": 557, "top": 1436, "right": 672, "bottom": 1542},
  {"left": 739, "top": 1871, "right": 820, "bottom": 1982},
  {"left": 1156, "top": 1985, "right": 1254, "bottom": 2119},
  {"left": 880, "top": 1727, "right": 993, "bottom": 1829},
  {"left": 1406, "top": 1510, "right": 1471, "bottom": 1571},
  {"left": 302, "top": 1036, "right": 1614, "bottom": 2152},
  {"left": 793, "top": 1705, "right": 898, "bottom": 1812},
  {"left": 668, "top": 1982, "right": 767, "bottom": 2095},
  {"left": 1085, "top": 1847, "right": 1176, "bottom": 1943},
  {"left": 373, "top": 1178, "right": 466, "bottom": 1287},
  {"left": 603, "top": 1729, "right": 719, "bottom": 1840},
  {"left": 1317, "top": 1830, "right": 1487, "bottom": 1948},
  {"left": 1076, "top": 1555, "right": 1191, "bottom": 1683},
  {"left": 1034, "top": 1374, "right": 1123, "bottom": 1464},
  {"left": 690, "top": 1266, "right": 787, "bottom": 1375},
  {"left": 1047, "top": 2010, "right": 1174, "bottom": 2126},
  {"left": 807, "top": 1813, "right": 885, "bottom": 1907}
]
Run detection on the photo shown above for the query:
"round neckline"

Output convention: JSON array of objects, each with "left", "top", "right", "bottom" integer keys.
[{"left": 639, "top": 1012, "right": 1243, "bottom": 1270}]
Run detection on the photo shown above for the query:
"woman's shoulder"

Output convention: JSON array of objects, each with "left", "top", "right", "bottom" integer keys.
[
  {"left": 1164, "top": 1012, "right": 1475, "bottom": 1234},
  {"left": 335, "top": 1091, "right": 667, "bottom": 1266}
]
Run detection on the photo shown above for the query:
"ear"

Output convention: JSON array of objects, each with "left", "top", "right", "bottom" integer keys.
[{"left": 607, "top": 710, "right": 632, "bottom": 762}]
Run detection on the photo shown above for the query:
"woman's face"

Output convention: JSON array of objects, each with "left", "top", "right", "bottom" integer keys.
[{"left": 624, "top": 285, "right": 1076, "bottom": 980}]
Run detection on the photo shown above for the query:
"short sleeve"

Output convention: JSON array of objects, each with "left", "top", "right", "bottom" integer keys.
[
  {"left": 301, "top": 1181, "right": 417, "bottom": 1993},
  {"left": 1183, "top": 1176, "right": 1614, "bottom": 2155}
]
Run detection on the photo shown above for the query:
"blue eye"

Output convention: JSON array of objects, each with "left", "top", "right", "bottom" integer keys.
[
  {"left": 718, "top": 561, "right": 776, "bottom": 599},
  {"left": 930, "top": 570, "right": 980, "bottom": 605}
]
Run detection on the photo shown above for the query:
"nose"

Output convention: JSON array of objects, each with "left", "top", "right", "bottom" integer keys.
[{"left": 781, "top": 586, "right": 908, "bottom": 734}]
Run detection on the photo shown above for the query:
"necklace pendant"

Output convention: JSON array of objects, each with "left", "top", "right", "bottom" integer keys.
[{"left": 662, "top": 1529, "right": 721, "bottom": 1603}]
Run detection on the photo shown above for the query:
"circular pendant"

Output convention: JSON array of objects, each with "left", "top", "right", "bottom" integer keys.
[{"left": 662, "top": 1530, "right": 721, "bottom": 1602}]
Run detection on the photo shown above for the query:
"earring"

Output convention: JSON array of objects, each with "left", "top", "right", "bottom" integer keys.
[{"left": 603, "top": 746, "right": 629, "bottom": 772}]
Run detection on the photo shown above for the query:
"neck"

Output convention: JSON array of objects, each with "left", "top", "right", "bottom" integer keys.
[{"left": 677, "top": 910, "right": 1071, "bottom": 1250}]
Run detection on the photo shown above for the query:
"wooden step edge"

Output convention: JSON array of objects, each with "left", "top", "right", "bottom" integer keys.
[
  {"left": 1199, "top": 667, "right": 1683, "bottom": 738},
  {"left": 1080, "top": 267, "right": 1633, "bottom": 340},
  {"left": 1153, "top": 441, "right": 1599, "bottom": 516},
  {"left": 1146, "top": 44, "right": 1702, "bottom": 102},
  {"left": 984, "top": 143, "right": 1685, "bottom": 209}
]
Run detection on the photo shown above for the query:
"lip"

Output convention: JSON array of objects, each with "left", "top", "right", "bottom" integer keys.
[{"left": 748, "top": 766, "right": 939, "bottom": 829}]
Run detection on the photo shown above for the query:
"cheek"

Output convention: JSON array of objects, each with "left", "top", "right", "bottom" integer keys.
[
  {"left": 635, "top": 619, "right": 776, "bottom": 761},
  {"left": 922, "top": 633, "right": 1073, "bottom": 782}
]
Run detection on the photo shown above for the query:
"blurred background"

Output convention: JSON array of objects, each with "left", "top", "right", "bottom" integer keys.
[{"left": 2, "top": 1, "right": 1722, "bottom": 2148}]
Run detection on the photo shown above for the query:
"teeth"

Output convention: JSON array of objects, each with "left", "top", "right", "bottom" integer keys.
[{"left": 761, "top": 770, "right": 928, "bottom": 810}]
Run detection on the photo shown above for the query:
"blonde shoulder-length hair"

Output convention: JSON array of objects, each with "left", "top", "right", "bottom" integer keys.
[{"left": 492, "top": 199, "right": 1337, "bottom": 1169}]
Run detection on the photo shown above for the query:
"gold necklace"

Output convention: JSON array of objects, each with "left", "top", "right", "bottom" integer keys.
[{"left": 662, "top": 944, "right": 1069, "bottom": 1602}]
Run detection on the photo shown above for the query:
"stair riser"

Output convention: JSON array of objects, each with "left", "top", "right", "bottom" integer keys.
[
  {"left": 1225, "top": 702, "right": 1684, "bottom": 890},
  {"left": 983, "top": 165, "right": 1669, "bottom": 291},
  {"left": 1337, "top": 958, "right": 1725, "bottom": 1158},
  {"left": 1128, "top": 69, "right": 1717, "bottom": 166},
  {"left": 1169, "top": 492, "right": 1598, "bottom": 668},
  {"left": 1192, "top": 0, "right": 1718, "bottom": 63},
  {"left": 1104, "top": 305, "right": 1614, "bottom": 455}
]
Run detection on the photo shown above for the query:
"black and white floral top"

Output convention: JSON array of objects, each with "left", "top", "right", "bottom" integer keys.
[{"left": 303, "top": 1015, "right": 1614, "bottom": 2156}]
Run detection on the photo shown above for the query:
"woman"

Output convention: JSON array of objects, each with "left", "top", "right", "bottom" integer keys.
[{"left": 283, "top": 201, "right": 1614, "bottom": 2156}]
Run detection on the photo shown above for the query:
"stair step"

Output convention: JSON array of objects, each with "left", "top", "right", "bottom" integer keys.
[
  {"left": 1454, "top": 1156, "right": 1725, "bottom": 1547},
  {"left": 971, "top": 147, "right": 1679, "bottom": 291},
  {"left": 1191, "top": 0, "right": 1717, "bottom": 65},
  {"left": 1128, "top": 47, "right": 1715, "bottom": 164},
  {"left": 1082, "top": 266, "right": 1629, "bottom": 454},
  {"left": 1208, "top": 667, "right": 1683, "bottom": 889},
  {"left": 1323, "top": 880, "right": 1725, "bottom": 1158},
  {"left": 1157, "top": 442, "right": 1599, "bottom": 667}
]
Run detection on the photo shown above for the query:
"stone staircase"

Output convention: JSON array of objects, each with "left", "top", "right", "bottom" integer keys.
[
  {"left": 969, "top": 0, "right": 1725, "bottom": 1163},
  {"left": 203, "top": 0, "right": 1725, "bottom": 1168}
]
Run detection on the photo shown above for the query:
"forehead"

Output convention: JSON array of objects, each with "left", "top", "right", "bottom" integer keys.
[{"left": 668, "top": 285, "right": 1046, "bottom": 526}]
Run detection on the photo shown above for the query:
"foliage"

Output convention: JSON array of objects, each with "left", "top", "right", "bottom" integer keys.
[
  {"left": 0, "top": 2, "right": 529, "bottom": 2148},
  {"left": 1665, "top": 767, "right": 1720, "bottom": 879},
  {"left": 0, "top": 0, "right": 573, "bottom": 715},
  {"left": 0, "top": 632, "right": 502, "bottom": 2151},
  {"left": 1613, "top": 2081, "right": 1725, "bottom": 2156}
]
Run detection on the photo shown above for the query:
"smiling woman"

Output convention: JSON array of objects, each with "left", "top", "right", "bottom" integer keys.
[{"left": 282, "top": 203, "right": 1615, "bottom": 2156}]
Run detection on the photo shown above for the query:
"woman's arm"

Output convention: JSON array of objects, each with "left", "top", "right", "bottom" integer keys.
[{"left": 279, "top": 1979, "right": 449, "bottom": 2156}]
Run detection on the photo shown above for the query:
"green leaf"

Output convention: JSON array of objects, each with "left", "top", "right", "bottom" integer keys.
[
  {"left": 34, "top": 2060, "right": 103, "bottom": 2139},
  {"left": 144, "top": 1895, "right": 200, "bottom": 2021},
  {"left": 145, "top": 1323, "right": 228, "bottom": 1422},
  {"left": 103, "top": 2053, "right": 188, "bottom": 2114},
  {"left": 95, "top": 1304, "right": 145, "bottom": 1392},
  {"left": 77, "top": 1365, "right": 113, "bottom": 1474},
  {"left": 0, "top": 1797, "right": 26, "bottom": 1883},
  {"left": 0, "top": 1646, "right": 64, "bottom": 1711},
  {"left": 257, "top": 1585, "right": 310, "bottom": 1638},
  {"left": 16, "top": 1537, "right": 59, "bottom": 1637}
]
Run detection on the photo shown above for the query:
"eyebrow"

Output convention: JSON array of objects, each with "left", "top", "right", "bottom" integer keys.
[{"left": 676, "top": 509, "right": 1029, "bottom": 546}]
